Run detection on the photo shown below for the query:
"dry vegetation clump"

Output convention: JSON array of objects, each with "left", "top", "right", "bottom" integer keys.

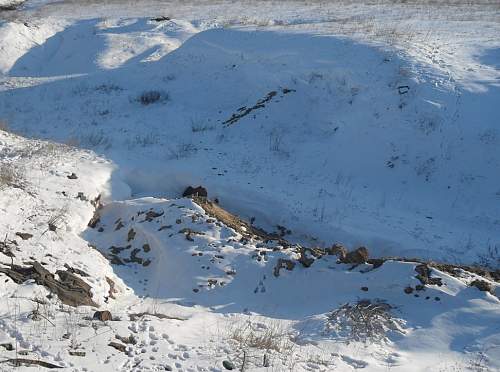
[
  {"left": 325, "top": 299, "right": 405, "bottom": 343},
  {"left": 0, "top": 163, "right": 24, "bottom": 189}
]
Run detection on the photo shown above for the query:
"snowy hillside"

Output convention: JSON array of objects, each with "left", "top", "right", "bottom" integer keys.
[{"left": 0, "top": 1, "right": 499, "bottom": 371}]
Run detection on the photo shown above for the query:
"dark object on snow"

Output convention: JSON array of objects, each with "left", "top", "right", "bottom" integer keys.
[
  {"left": 361, "top": 287, "right": 369, "bottom": 291},
  {"left": 415, "top": 264, "right": 442, "bottom": 286},
  {"left": 470, "top": 279, "right": 493, "bottom": 293},
  {"left": 298, "top": 247, "right": 314, "bottom": 267},
  {"left": 93, "top": 310, "right": 113, "bottom": 321},
  {"left": 108, "top": 341, "right": 126, "bottom": 353},
  {"left": 183, "top": 186, "right": 208, "bottom": 198},
  {"left": 222, "top": 360, "right": 235, "bottom": 370},
  {"left": 68, "top": 351, "right": 86, "bottom": 357},
  {"left": 328, "top": 243, "right": 347, "bottom": 261},
  {"left": 15, "top": 232, "right": 33, "bottom": 240},
  {"left": 0, "top": 358, "right": 63, "bottom": 369},
  {"left": 67, "top": 173, "right": 78, "bottom": 179},
  {"left": 342, "top": 247, "right": 369, "bottom": 264},
  {"left": 0, "top": 262, "right": 96, "bottom": 307},
  {"left": 151, "top": 16, "right": 170, "bottom": 22},
  {"left": 139, "top": 90, "right": 164, "bottom": 105},
  {"left": 397, "top": 85, "right": 410, "bottom": 94},
  {"left": 273, "top": 258, "right": 296, "bottom": 277},
  {"left": 127, "top": 228, "right": 136, "bottom": 242},
  {"left": 0, "top": 343, "right": 13, "bottom": 351},
  {"left": 88, "top": 195, "right": 103, "bottom": 228},
  {"left": 144, "top": 210, "right": 164, "bottom": 222},
  {"left": 404, "top": 286, "right": 414, "bottom": 294}
]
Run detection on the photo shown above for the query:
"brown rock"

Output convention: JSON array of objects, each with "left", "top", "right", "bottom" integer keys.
[
  {"left": 415, "top": 264, "right": 442, "bottom": 286},
  {"left": 273, "top": 258, "right": 296, "bottom": 277},
  {"left": 0, "top": 263, "right": 97, "bottom": 307},
  {"left": 470, "top": 279, "right": 493, "bottom": 293},
  {"left": 342, "top": 246, "right": 369, "bottom": 264},
  {"left": 93, "top": 310, "right": 112, "bottom": 321},
  {"left": 328, "top": 243, "right": 347, "bottom": 261}
]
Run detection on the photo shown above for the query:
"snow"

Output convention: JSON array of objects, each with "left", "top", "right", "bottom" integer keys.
[{"left": 0, "top": 1, "right": 499, "bottom": 371}]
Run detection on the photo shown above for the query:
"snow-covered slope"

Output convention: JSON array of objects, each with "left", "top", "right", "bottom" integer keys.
[
  {"left": 1, "top": 17, "right": 499, "bottom": 265},
  {"left": 0, "top": 1, "right": 499, "bottom": 371}
]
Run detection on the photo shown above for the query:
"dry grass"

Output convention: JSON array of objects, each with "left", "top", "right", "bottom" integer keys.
[
  {"left": 325, "top": 299, "right": 405, "bottom": 343},
  {"left": 0, "top": 163, "right": 25, "bottom": 190}
]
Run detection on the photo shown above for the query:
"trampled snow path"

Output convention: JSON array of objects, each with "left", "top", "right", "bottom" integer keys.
[{"left": 0, "top": 1, "right": 500, "bottom": 371}]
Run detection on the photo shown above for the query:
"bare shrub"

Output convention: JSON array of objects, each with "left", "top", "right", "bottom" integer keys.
[
  {"left": 78, "top": 131, "right": 112, "bottom": 149},
  {"left": 138, "top": 90, "right": 168, "bottom": 105},
  {"left": 0, "top": 163, "right": 24, "bottom": 189},
  {"left": 224, "top": 316, "right": 297, "bottom": 370},
  {"left": 324, "top": 299, "right": 405, "bottom": 343},
  {"left": 127, "top": 132, "right": 160, "bottom": 148},
  {"left": 167, "top": 143, "right": 197, "bottom": 160},
  {"left": 191, "top": 121, "right": 215, "bottom": 133}
]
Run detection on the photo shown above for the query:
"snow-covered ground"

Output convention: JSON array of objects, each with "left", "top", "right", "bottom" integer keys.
[{"left": 0, "top": 1, "right": 499, "bottom": 371}]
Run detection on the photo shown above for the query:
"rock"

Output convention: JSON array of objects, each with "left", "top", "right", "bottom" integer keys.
[
  {"left": 15, "top": 232, "right": 33, "bottom": 240},
  {"left": 273, "top": 258, "right": 296, "bottom": 277},
  {"left": 404, "top": 286, "right": 414, "bottom": 294},
  {"left": 328, "top": 243, "right": 347, "bottom": 261},
  {"left": 68, "top": 351, "right": 86, "bottom": 357},
  {"left": 127, "top": 229, "right": 136, "bottom": 242},
  {"left": 222, "top": 360, "right": 235, "bottom": 370},
  {"left": 367, "top": 258, "right": 385, "bottom": 269},
  {"left": 106, "top": 277, "right": 117, "bottom": 300},
  {"left": 93, "top": 310, "right": 112, "bottom": 321},
  {"left": 298, "top": 248, "right": 314, "bottom": 267},
  {"left": 151, "top": 16, "right": 171, "bottom": 22},
  {"left": 67, "top": 173, "right": 78, "bottom": 179},
  {"left": 144, "top": 210, "right": 164, "bottom": 222},
  {"left": 342, "top": 247, "right": 369, "bottom": 264},
  {"left": 0, "top": 343, "right": 13, "bottom": 351},
  {"left": 415, "top": 264, "right": 442, "bottom": 286},
  {"left": 470, "top": 279, "right": 493, "bottom": 293},
  {"left": 415, "top": 284, "right": 425, "bottom": 291},
  {"left": 182, "top": 186, "right": 207, "bottom": 198},
  {"left": 116, "top": 334, "right": 137, "bottom": 345},
  {"left": 108, "top": 341, "right": 126, "bottom": 353},
  {"left": 143, "top": 244, "right": 151, "bottom": 253},
  {"left": 0, "top": 262, "right": 97, "bottom": 307},
  {"left": 88, "top": 211, "right": 101, "bottom": 228}
]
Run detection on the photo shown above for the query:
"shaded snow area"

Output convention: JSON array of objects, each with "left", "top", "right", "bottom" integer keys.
[{"left": 0, "top": 1, "right": 499, "bottom": 371}]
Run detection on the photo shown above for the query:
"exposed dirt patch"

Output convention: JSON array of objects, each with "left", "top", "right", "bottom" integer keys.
[{"left": 192, "top": 196, "right": 284, "bottom": 242}]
